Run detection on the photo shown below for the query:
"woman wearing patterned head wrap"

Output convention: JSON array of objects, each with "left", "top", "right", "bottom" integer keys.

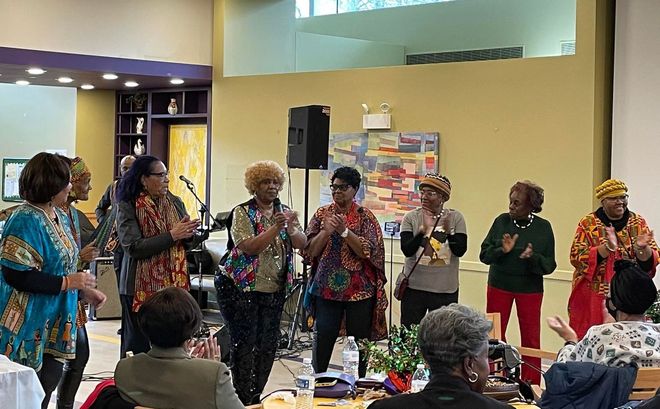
[
  {"left": 480, "top": 180, "right": 556, "bottom": 385},
  {"left": 568, "top": 179, "right": 658, "bottom": 339},
  {"left": 0, "top": 153, "right": 99, "bottom": 409},
  {"left": 399, "top": 173, "right": 468, "bottom": 327},
  {"left": 49, "top": 156, "right": 106, "bottom": 409}
]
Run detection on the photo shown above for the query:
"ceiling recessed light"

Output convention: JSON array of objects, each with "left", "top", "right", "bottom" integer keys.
[
  {"left": 27, "top": 67, "right": 46, "bottom": 75},
  {"left": 124, "top": 81, "right": 139, "bottom": 88},
  {"left": 58, "top": 77, "right": 74, "bottom": 83},
  {"left": 81, "top": 84, "right": 95, "bottom": 90},
  {"left": 15, "top": 80, "right": 30, "bottom": 86},
  {"left": 170, "top": 78, "right": 184, "bottom": 85},
  {"left": 103, "top": 73, "right": 118, "bottom": 80}
]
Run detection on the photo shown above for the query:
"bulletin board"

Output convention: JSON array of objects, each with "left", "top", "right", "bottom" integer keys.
[{"left": 2, "top": 158, "right": 28, "bottom": 202}]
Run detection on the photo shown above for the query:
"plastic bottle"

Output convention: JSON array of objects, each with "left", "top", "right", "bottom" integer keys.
[
  {"left": 295, "top": 358, "right": 315, "bottom": 409},
  {"left": 342, "top": 336, "right": 360, "bottom": 380},
  {"left": 411, "top": 363, "right": 429, "bottom": 393}
]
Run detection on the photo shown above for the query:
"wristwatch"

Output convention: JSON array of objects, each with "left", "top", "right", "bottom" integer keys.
[{"left": 340, "top": 228, "right": 349, "bottom": 238}]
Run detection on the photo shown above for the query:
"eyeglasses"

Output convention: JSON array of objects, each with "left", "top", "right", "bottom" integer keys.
[
  {"left": 148, "top": 171, "right": 168, "bottom": 179},
  {"left": 329, "top": 184, "right": 350, "bottom": 192},
  {"left": 604, "top": 194, "right": 628, "bottom": 202},
  {"left": 419, "top": 189, "right": 439, "bottom": 197}
]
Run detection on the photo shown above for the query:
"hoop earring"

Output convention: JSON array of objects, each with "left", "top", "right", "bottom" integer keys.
[{"left": 468, "top": 372, "right": 479, "bottom": 383}]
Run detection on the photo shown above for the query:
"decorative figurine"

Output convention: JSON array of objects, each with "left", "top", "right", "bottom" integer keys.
[
  {"left": 136, "top": 117, "right": 144, "bottom": 134},
  {"left": 168, "top": 98, "right": 178, "bottom": 115},
  {"left": 134, "top": 139, "right": 146, "bottom": 156}
]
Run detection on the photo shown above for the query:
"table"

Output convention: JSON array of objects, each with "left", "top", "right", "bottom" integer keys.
[
  {"left": 0, "top": 355, "right": 45, "bottom": 408},
  {"left": 262, "top": 395, "right": 540, "bottom": 408}
]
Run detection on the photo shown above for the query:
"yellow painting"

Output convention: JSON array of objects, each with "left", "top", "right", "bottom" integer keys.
[{"left": 168, "top": 125, "right": 207, "bottom": 218}]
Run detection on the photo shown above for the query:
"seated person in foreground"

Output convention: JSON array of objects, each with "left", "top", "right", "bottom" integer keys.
[
  {"left": 114, "top": 287, "right": 245, "bottom": 409},
  {"left": 370, "top": 303, "right": 514, "bottom": 409},
  {"left": 548, "top": 259, "right": 660, "bottom": 367}
]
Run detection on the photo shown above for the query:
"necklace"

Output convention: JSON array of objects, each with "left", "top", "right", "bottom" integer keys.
[{"left": 513, "top": 214, "right": 534, "bottom": 229}]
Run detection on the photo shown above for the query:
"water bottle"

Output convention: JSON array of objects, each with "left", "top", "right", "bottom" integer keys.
[
  {"left": 411, "top": 363, "right": 429, "bottom": 393},
  {"left": 295, "top": 358, "right": 315, "bottom": 409},
  {"left": 342, "top": 336, "right": 360, "bottom": 380}
]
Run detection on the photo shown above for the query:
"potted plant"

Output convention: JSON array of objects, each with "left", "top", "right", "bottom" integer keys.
[
  {"left": 126, "top": 92, "right": 147, "bottom": 111},
  {"left": 646, "top": 290, "right": 660, "bottom": 323},
  {"left": 361, "top": 325, "right": 424, "bottom": 393}
]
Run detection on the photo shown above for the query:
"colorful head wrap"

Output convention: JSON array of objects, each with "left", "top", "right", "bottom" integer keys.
[
  {"left": 419, "top": 173, "right": 451, "bottom": 201},
  {"left": 70, "top": 157, "right": 91, "bottom": 184},
  {"left": 595, "top": 179, "right": 628, "bottom": 200}
]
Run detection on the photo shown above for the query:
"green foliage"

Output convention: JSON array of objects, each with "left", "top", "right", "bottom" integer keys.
[
  {"left": 361, "top": 325, "right": 424, "bottom": 374},
  {"left": 646, "top": 290, "right": 660, "bottom": 323}
]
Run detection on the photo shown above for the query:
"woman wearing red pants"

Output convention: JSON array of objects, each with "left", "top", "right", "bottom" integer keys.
[{"left": 480, "top": 181, "right": 556, "bottom": 385}]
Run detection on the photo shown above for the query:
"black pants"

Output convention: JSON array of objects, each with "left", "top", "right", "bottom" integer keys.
[
  {"left": 216, "top": 275, "right": 285, "bottom": 405},
  {"left": 400, "top": 288, "right": 458, "bottom": 327},
  {"left": 313, "top": 296, "right": 375, "bottom": 378},
  {"left": 120, "top": 294, "right": 150, "bottom": 358},
  {"left": 38, "top": 354, "right": 64, "bottom": 409},
  {"left": 56, "top": 325, "right": 89, "bottom": 409}
]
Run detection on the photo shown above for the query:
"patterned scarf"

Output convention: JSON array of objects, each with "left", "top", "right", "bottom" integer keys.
[{"left": 132, "top": 192, "right": 188, "bottom": 311}]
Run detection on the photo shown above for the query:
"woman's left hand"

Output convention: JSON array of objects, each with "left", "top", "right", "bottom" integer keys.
[
  {"left": 81, "top": 288, "right": 107, "bottom": 310},
  {"left": 519, "top": 243, "right": 533, "bottom": 259},
  {"left": 636, "top": 230, "right": 654, "bottom": 250},
  {"left": 546, "top": 315, "right": 578, "bottom": 343},
  {"left": 189, "top": 337, "right": 220, "bottom": 361},
  {"left": 79, "top": 240, "right": 100, "bottom": 263}
]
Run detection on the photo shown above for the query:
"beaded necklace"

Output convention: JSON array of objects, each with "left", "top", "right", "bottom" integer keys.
[{"left": 513, "top": 214, "right": 534, "bottom": 229}]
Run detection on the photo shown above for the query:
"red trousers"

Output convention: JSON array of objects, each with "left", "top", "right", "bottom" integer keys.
[{"left": 486, "top": 285, "right": 543, "bottom": 385}]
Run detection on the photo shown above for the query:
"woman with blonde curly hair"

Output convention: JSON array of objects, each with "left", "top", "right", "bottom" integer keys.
[
  {"left": 480, "top": 180, "right": 556, "bottom": 385},
  {"left": 215, "top": 160, "right": 306, "bottom": 405}
]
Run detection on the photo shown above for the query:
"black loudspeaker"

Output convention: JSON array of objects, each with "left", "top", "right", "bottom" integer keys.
[{"left": 287, "top": 105, "right": 331, "bottom": 169}]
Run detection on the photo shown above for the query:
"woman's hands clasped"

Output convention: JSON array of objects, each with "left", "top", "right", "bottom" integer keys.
[{"left": 170, "top": 215, "right": 201, "bottom": 241}]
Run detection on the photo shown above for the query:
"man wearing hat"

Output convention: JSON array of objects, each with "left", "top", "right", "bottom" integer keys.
[
  {"left": 549, "top": 259, "right": 660, "bottom": 367},
  {"left": 399, "top": 173, "right": 468, "bottom": 326},
  {"left": 568, "top": 179, "right": 658, "bottom": 338}
]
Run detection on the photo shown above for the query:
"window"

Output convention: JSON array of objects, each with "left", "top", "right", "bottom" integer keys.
[{"left": 296, "top": 0, "right": 454, "bottom": 18}]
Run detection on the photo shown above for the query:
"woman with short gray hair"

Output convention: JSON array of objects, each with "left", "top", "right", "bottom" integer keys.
[{"left": 370, "top": 304, "right": 513, "bottom": 409}]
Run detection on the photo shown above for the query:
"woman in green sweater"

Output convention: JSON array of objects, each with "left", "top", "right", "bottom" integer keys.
[{"left": 479, "top": 181, "right": 556, "bottom": 386}]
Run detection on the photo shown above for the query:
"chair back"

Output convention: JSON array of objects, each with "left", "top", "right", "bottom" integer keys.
[
  {"left": 486, "top": 312, "right": 502, "bottom": 340},
  {"left": 630, "top": 367, "right": 660, "bottom": 400}
]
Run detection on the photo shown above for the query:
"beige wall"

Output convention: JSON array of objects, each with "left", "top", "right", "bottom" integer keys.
[
  {"left": 211, "top": 0, "right": 613, "bottom": 351},
  {"left": 75, "top": 90, "right": 115, "bottom": 215},
  {"left": 0, "top": 0, "right": 213, "bottom": 64}
]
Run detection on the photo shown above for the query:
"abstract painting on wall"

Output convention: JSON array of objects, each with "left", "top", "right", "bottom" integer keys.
[
  {"left": 320, "top": 132, "right": 439, "bottom": 236},
  {"left": 168, "top": 124, "right": 207, "bottom": 216}
]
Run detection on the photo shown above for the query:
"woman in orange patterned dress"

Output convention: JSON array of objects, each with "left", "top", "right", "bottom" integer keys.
[{"left": 568, "top": 179, "right": 659, "bottom": 338}]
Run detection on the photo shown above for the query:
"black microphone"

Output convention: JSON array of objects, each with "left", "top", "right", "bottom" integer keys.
[
  {"left": 179, "top": 175, "right": 193, "bottom": 185},
  {"left": 273, "top": 198, "right": 287, "bottom": 229}
]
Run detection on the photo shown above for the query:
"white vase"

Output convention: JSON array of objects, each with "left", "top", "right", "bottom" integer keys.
[{"left": 168, "top": 98, "right": 178, "bottom": 115}]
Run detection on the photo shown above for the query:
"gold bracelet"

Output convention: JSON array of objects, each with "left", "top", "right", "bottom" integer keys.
[
  {"left": 62, "top": 276, "right": 69, "bottom": 291},
  {"left": 604, "top": 242, "right": 616, "bottom": 252}
]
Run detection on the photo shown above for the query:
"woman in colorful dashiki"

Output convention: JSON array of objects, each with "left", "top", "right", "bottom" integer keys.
[
  {"left": 568, "top": 179, "right": 658, "bottom": 340},
  {"left": 0, "top": 152, "right": 98, "bottom": 408},
  {"left": 480, "top": 181, "right": 556, "bottom": 385},
  {"left": 216, "top": 160, "right": 306, "bottom": 405},
  {"left": 549, "top": 260, "right": 660, "bottom": 367},
  {"left": 305, "top": 166, "right": 388, "bottom": 377},
  {"left": 116, "top": 155, "right": 200, "bottom": 358},
  {"left": 51, "top": 156, "right": 105, "bottom": 409},
  {"left": 399, "top": 173, "right": 468, "bottom": 327}
]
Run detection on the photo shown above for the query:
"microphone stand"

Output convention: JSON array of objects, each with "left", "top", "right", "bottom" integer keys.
[
  {"left": 384, "top": 222, "right": 400, "bottom": 327},
  {"left": 183, "top": 180, "right": 216, "bottom": 306}
]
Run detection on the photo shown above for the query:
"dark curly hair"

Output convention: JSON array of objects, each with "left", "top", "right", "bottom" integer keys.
[
  {"left": 116, "top": 155, "right": 161, "bottom": 203},
  {"left": 138, "top": 287, "right": 202, "bottom": 348},
  {"left": 331, "top": 166, "right": 361, "bottom": 190},
  {"left": 510, "top": 180, "right": 544, "bottom": 213},
  {"left": 20, "top": 152, "right": 71, "bottom": 203}
]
